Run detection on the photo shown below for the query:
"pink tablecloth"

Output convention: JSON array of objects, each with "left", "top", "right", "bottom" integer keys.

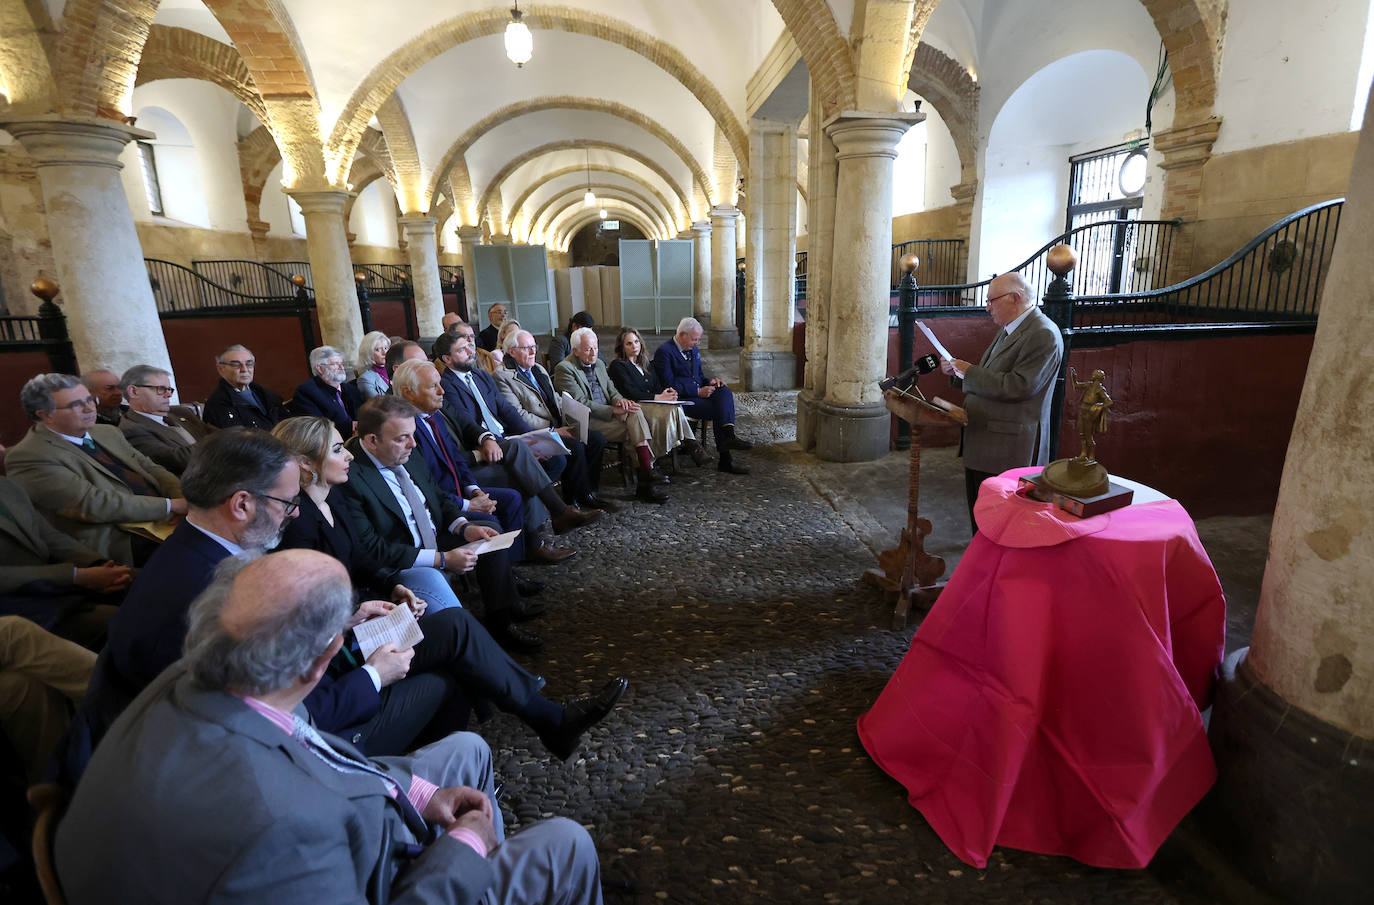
[{"left": 857, "top": 468, "right": 1226, "bottom": 869}]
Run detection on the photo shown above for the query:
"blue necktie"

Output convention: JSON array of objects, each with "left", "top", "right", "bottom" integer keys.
[{"left": 461, "top": 372, "right": 505, "bottom": 438}]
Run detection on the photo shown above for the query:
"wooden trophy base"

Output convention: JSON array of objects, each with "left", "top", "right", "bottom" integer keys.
[{"left": 1019, "top": 470, "right": 1135, "bottom": 518}]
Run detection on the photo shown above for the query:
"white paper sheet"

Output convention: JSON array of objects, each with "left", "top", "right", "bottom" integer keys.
[
  {"left": 510, "top": 427, "right": 572, "bottom": 458},
  {"left": 353, "top": 603, "right": 424, "bottom": 660},
  {"left": 915, "top": 320, "right": 955, "bottom": 361},
  {"left": 457, "top": 528, "right": 522, "bottom": 556},
  {"left": 557, "top": 392, "right": 591, "bottom": 442}
]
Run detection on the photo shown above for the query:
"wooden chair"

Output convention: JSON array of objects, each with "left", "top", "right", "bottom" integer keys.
[{"left": 27, "top": 782, "right": 67, "bottom": 905}]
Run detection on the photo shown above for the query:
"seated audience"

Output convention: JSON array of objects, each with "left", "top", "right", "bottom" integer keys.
[
  {"left": 555, "top": 328, "right": 668, "bottom": 504},
  {"left": 56, "top": 550, "right": 612, "bottom": 905},
  {"left": 0, "top": 615, "right": 95, "bottom": 782},
  {"left": 355, "top": 330, "right": 393, "bottom": 398},
  {"left": 441, "top": 312, "right": 465, "bottom": 336},
  {"left": 0, "top": 475, "right": 127, "bottom": 650},
  {"left": 291, "top": 344, "right": 362, "bottom": 438},
  {"left": 545, "top": 310, "right": 595, "bottom": 372},
  {"left": 6, "top": 373, "right": 185, "bottom": 565},
  {"left": 202, "top": 343, "right": 288, "bottom": 429},
  {"left": 389, "top": 339, "right": 426, "bottom": 377},
  {"left": 391, "top": 361, "right": 575, "bottom": 563},
  {"left": 338, "top": 395, "right": 548, "bottom": 653},
  {"left": 80, "top": 369, "right": 125, "bottom": 426},
  {"left": 652, "top": 317, "right": 753, "bottom": 475},
  {"left": 609, "top": 327, "right": 708, "bottom": 466},
  {"left": 435, "top": 328, "right": 608, "bottom": 522},
  {"left": 117, "top": 363, "right": 213, "bottom": 474},
  {"left": 479, "top": 303, "right": 508, "bottom": 351}
]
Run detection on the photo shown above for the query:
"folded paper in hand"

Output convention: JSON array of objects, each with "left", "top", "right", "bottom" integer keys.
[
  {"left": 457, "top": 528, "right": 522, "bottom": 556},
  {"left": 118, "top": 520, "right": 177, "bottom": 543},
  {"left": 558, "top": 392, "right": 590, "bottom": 442},
  {"left": 353, "top": 603, "right": 424, "bottom": 660},
  {"left": 511, "top": 428, "right": 571, "bottom": 458}
]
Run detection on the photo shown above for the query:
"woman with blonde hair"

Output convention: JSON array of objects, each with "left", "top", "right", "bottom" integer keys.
[
  {"left": 354, "top": 330, "right": 392, "bottom": 397},
  {"left": 476, "top": 318, "right": 522, "bottom": 375}
]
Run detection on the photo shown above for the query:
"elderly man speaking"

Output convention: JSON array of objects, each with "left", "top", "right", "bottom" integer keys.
[{"left": 56, "top": 549, "right": 604, "bottom": 905}]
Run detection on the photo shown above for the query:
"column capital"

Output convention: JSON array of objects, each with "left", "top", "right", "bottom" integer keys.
[
  {"left": 398, "top": 215, "right": 438, "bottom": 234},
  {"left": 1153, "top": 117, "right": 1223, "bottom": 170},
  {"left": 0, "top": 115, "right": 154, "bottom": 169},
  {"left": 455, "top": 225, "right": 483, "bottom": 242},
  {"left": 709, "top": 205, "right": 741, "bottom": 224},
  {"left": 822, "top": 111, "right": 925, "bottom": 161},
  {"left": 287, "top": 188, "right": 353, "bottom": 215},
  {"left": 692, "top": 220, "right": 712, "bottom": 238}
]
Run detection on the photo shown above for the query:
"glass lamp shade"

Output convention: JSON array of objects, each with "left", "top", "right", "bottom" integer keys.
[
  {"left": 599, "top": 208, "right": 608, "bottom": 219},
  {"left": 583, "top": 189, "right": 597, "bottom": 208},
  {"left": 505, "top": 19, "right": 532, "bottom": 66}
]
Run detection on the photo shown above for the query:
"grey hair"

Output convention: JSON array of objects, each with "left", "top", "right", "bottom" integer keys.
[
  {"left": 182, "top": 553, "right": 354, "bottom": 695},
  {"left": 216, "top": 344, "right": 249, "bottom": 362},
  {"left": 503, "top": 329, "right": 534, "bottom": 353},
  {"left": 119, "top": 364, "right": 169, "bottom": 393},
  {"left": 675, "top": 317, "right": 703, "bottom": 336},
  {"left": 389, "top": 358, "right": 433, "bottom": 398},
  {"left": 309, "top": 346, "right": 343, "bottom": 370},
  {"left": 570, "top": 326, "right": 598, "bottom": 350},
  {"left": 355, "top": 331, "right": 391, "bottom": 373},
  {"left": 999, "top": 272, "right": 1033, "bottom": 308},
  {"left": 20, "top": 373, "right": 82, "bottom": 420}
]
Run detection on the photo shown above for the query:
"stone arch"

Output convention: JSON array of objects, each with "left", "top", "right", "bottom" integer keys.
[
  {"left": 51, "top": 0, "right": 159, "bottom": 118},
  {"left": 324, "top": 5, "right": 749, "bottom": 188},
  {"left": 425, "top": 95, "right": 714, "bottom": 212},
  {"left": 136, "top": 26, "right": 268, "bottom": 124},
  {"left": 1137, "top": 0, "right": 1224, "bottom": 120},
  {"left": 554, "top": 207, "right": 658, "bottom": 250},
  {"left": 542, "top": 192, "right": 668, "bottom": 240},
  {"left": 375, "top": 94, "right": 425, "bottom": 213},
  {"left": 507, "top": 166, "right": 680, "bottom": 238},
  {"left": 238, "top": 124, "right": 282, "bottom": 239},
  {"left": 530, "top": 187, "right": 673, "bottom": 242},
  {"left": 476, "top": 141, "right": 694, "bottom": 235},
  {"left": 771, "top": 0, "right": 858, "bottom": 115},
  {"left": 0, "top": 0, "right": 58, "bottom": 112},
  {"left": 342, "top": 159, "right": 390, "bottom": 225},
  {"left": 907, "top": 42, "right": 978, "bottom": 182}
]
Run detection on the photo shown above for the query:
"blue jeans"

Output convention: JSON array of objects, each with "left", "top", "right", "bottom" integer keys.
[{"left": 396, "top": 566, "right": 462, "bottom": 612}]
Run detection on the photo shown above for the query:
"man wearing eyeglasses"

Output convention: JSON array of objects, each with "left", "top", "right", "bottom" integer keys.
[
  {"left": 117, "top": 364, "right": 214, "bottom": 474},
  {"left": 5, "top": 373, "right": 186, "bottom": 566},
  {"left": 939, "top": 271, "right": 1064, "bottom": 529},
  {"left": 202, "top": 343, "right": 288, "bottom": 430}
]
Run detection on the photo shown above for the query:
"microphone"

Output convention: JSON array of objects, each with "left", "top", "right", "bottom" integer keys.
[{"left": 878, "top": 354, "right": 940, "bottom": 392}]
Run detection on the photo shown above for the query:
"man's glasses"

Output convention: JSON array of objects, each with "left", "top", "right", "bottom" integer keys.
[
  {"left": 218, "top": 359, "right": 255, "bottom": 369},
  {"left": 54, "top": 395, "right": 97, "bottom": 411},
  {"left": 134, "top": 384, "right": 176, "bottom": 396},
  {"left": 986, "top": 292, "right": 1017, "bottom": 306},
  {"left": 515, "top": 344, "right": 538, "bottom": 352},
  {"left": 255, "top": 492, "right": 301, "bottom": 518}
]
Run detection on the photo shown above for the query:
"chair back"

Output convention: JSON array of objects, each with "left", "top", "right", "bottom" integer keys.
[{"left": 26, "top": 782, "right": 67, "bottom": 905}]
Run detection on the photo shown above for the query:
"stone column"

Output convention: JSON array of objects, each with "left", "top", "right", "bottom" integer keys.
[
  {"left": 815, "top": 110, "right": 923, "bottom": 462},
  {"left": 288, "top": 189, "right": 364, "bottom": 356},
  {"left": 691, "top": 220, "right": 711, "bottom": 322},
  {"left": 398, "top": 215, "right": 444, "bottom": 337},
  {"left": 741, "top": 120, "right": 798, "bottom": 390},
  {"left": 708, "top": 206, "right": 740, "bottom": 349},
  {"left": 1153, "top": 117, "right": 1222, "bottom": 284},
  {"left": 0, "top": 116, "right": 175, "bottom": 379},
  {"left": 456, "top": 225, "right": 482, "bottom": 320},
  {"left": 1201, "top": 89, "right": 1373, "bottom": 903},
  {"left": 797, "top": 87, "right": 839, "bottom": 450}
]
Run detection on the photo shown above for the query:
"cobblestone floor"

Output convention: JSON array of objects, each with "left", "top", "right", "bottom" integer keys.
[{"left": 475, "top": 342, "right": 1266, "bottom": 904}]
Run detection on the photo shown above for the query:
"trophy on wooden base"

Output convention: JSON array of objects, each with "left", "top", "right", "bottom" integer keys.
[{"left": 1021, "top": 367, "right": 1134, "bottom": 517}]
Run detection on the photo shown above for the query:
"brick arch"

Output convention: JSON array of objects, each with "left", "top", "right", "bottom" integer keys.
[
  {"left": 553, "top": 207, "right": 659, "bottom": 250},
  {"left": 324, "top": 5, "right": 749, "bottom": 189},
  {"left": 476, "top": 140, "right": 694, "bottom": 234},
  {"left": 0, "top": 0, "right": 58, "bottom": 112},
  {"left": 341, "top": 160, "right": 391, "bottom": 225},
  {"left": 906, "top": 42, "right": 978, "bottom": 182},
  {"left": 136, "top": 26, "right": 268, "bottom": 124},
  {"left": 51, "top": 0, "right": 160, "bottom": 118},
  {"left": 237, "top": 124, "right": 282, "bottom": 236},
  {"left": 375, "top": 94, "right": 424, "bottom": 213},
  {"left": 425, "top": 95, "right": 714, "bottom": 213},
  {"left": 508, "top": 166, "right": 680, "bottom": 238},
  {"left": 1138, "top": 0, "right": 1224, "bottom": 120},
  {"left": 541, "top": 192, "right": 670, "bottom": 241},
  {"left": 771, "top": 0, "right": 858, "bottom": 115},
  {"left": 529, "top": 186, "right": 673, "bottom": 242}
]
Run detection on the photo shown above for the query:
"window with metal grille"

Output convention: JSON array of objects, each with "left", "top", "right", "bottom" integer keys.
[
  {"left": 136, "top": 141, "right": 164, "bottom": 216},
  {"left": 1066, "top": 142, "right": 1148, "bottom": 294}
]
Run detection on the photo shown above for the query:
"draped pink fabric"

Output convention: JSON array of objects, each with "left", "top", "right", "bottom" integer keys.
[{"left": 857, "top": 468, "right": 1226, "bottom": 869}]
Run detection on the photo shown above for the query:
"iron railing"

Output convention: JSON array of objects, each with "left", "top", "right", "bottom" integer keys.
[
  {"left": 0, "top": 315, "right": 43, "bottom": 343},
  {"left": 1065, "top": 199, "right": 1342, "bottom": 331},
  {"left": 191, "top": 260, "right": 304, "bottom": 299},
  {"left": 355, "top": 263, "right": 413, "bottom": 297},
  {"left": 146, "top": 259, "right": 304, "bottom": 312},
  {"left": 916, "top": 219, "right": 1180, "bottom": 308},
  {"left": 891, "top": 238, "right": 965, "bottom": 289},
  {"left": 795, "top": 252, "right": 807, "bottom": 301},
  {"left": 266, "top": 261, "right": 314, "bottom": 291},
  {"left": 439, "top": 265, "right": 465, "bottom": 288}
]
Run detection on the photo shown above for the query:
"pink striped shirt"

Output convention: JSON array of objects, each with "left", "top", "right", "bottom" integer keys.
[{"left": 237, "top": 695, "right": 487, "bottom": 857}]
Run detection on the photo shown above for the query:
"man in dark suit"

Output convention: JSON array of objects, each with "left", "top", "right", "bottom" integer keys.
[
  {"left": 940, "top": 271, "right": 1064, "bottom": 529},
  {"left": 201, "top": 343, "right": 288, "bottom": 430},
  {"left": 338, "top": 394, "right": 547, "bottom": 653},
  {"left": 290, "top": 344, "right": 363, "bottom": 438},
  {"left": 80, "top": 369, "right": 126, "bottom": 426},
  {"left": 57, "top": 550, "right": 607, "bottom": 905},
  {"left": 117, "top": 363, "right": 214, "bottom": 474},
  {"left": 479, "top": 303, "right": 508, "bottom": 351},
  {"left": 6, "top": 373, "right": 186, "bottom": 565},
  {"left": 652, "top": 316, "right": 753, "bottom": 474},
  {"left": 0, "top": 476, "right": 129, "bottom": 650},
  {"left": 433, "top": 329, "right": 603, "bottom": 533}
]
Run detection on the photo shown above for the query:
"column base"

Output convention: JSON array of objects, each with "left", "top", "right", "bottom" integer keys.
[
  {"left": 739, "top": 350, "right": 797, "bottom": 391},
  {"left": 707, "top": 326, "right": 739, "bottom": 350},
  {"left": 1199, "top": 653, "right": 1373, "bottom": 903},
  {"left": 796, "top": 390, "right": 820, "bottom": 451},
  {"left": 814, "top": 398, "right": 890, "bottom": 462}
]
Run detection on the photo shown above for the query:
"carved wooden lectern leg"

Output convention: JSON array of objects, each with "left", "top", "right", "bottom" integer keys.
[{"left": 862, "top": 422, "right": 947, "bottom": 629}]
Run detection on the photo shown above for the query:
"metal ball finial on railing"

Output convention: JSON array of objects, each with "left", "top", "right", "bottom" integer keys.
[
  {"left": 30, "top": 276, "right": 59, "bottom": 303},
  {"left": 1046, "top": 243, "right": 1078, "bottom": 277},
  {"left": 900, "top": 252, "right": 920, "bottom": 274},
  {"left": 290, "top": 274, "right": 306, "bottom": 288},
  {"left": 354, "top": 272, "right": 367, "bottom": 284}
]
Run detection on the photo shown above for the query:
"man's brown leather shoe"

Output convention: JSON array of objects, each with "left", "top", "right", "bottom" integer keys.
[
  {"left": 527, "top": 539, "right": 576, "bottom": 563},
  {"left": 551, "top": 506, "right": 603, "bottom": 534}
]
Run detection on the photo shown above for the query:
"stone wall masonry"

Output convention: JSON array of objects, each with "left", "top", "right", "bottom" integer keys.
[{"left": 0, "top": 145, "right": 55, "bottom": 315}]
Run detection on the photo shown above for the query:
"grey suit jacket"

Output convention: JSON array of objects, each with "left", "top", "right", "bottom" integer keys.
[
  {"left": 0, "top": 476, "right": 105, "bottom": 594},
  {"left": 958, "top": 307, "right": 1064, "bottom": 474},
  {"left": 3, "top": 424, "right": 181, "bottom": 564},
  {"left": 118, "top": 407, "right": 213, "bottom": 474},
  {"left": 56, "top": 665, "right": 494, "bottom": 905},
  {"left": 494, "top": 364, "right": 558, "bottom": 430}
]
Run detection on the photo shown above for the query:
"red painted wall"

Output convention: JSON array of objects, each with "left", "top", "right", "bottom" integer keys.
[
  {"left": 369, "top": 299, "right": 412, "bottom": 340},
  {"left": 162, "top": 314, "right": 316, "bottom": 404},
  {"left": 0, "top": 349, "right": 58, "bottom": 452}
]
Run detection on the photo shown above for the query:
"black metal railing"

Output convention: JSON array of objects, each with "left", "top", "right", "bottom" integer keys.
[
  {"left": 891, "top": 238, "right": 965, "bottom": 289},
  {"left": 1064, "top": 200, "right": 1341, "bottom": 331},
  {"left": 438, "top": 265, "right": 464, "bottom": 288},
  {"left": 191, "top": 260, "right": 304, "bottom": 299},
  {"left": 915, "top": 219, "right": 1180, "bottom": 309},
  {"left": 795, "top": 251, "right": 807, "bottom": 301},
  {"left": 266, "top": 261, "right": 314, "bottom": 291},
  {"left": 146, "top": 259, "right": 305, "bottom": 312},
  {"left": 0, "top": 315, "right": 43, "bottom": 342},
  {"left": 0, "top": 302, "right": 82, "bottom": 374},
  {"left": 354, "top": 263, "right": 413, "bottom": 297}
]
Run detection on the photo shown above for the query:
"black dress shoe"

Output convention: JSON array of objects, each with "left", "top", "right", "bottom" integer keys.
[
  {"left": 514, "top": 575, "right": 546, "bottom": 597},
  {"left": 723, "top": 435, "right": 754, "bottom": 451},
  {"left": 540, "top": 677, "right": 629, "bottom": 761},
  {"left": 488, "top": 620, "right": 544, "bottom": 653},
  {"left": 717, "top": 460, "right": 751, "bottom": 475},
  {"left": 578, "top": 494, "right": 618, "bottom": 513},
  {"left": 635, "top": 475, "right": 668, "bottom": 503},
  {"left": 508, "top": 597, "right": 547, "bottom": 621},
  {"left": 649, "top": 467, "right": 671, "bottom": 485}
]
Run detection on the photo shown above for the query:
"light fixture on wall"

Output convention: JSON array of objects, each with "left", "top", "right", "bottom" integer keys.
[
  {"left": 505, "top": 1, "right": 532, "bottom": 67},
  {"left": 583, "top": 149, "right": 596, "bottom": 207}
]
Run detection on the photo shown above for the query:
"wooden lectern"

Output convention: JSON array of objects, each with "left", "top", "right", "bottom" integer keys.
[{"left": 863, "top": 389, "right": 966, "bottom": 629}]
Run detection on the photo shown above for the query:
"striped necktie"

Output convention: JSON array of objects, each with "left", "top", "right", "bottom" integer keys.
[
  {"left": 388, "top": 464, "right": 438, "bottom": 548},
  {"left": 460, "top": 372, "right": 505, "bottom": 438},
  {"left": 80, "top": 437, "right": 158, "bottom": 496},
  {"left": 289, "top": 715, "right": 429, "bottom": 838}
]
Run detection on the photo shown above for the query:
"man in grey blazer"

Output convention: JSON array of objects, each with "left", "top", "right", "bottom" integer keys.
[
  {"left": 941, "top": 272, "right": 1064, "bottom": 529},
  {"left": 117, "top": 363, "right": 214, "bottom": 474},
  {"left": 5, "top": 373, "right": 186, "bottom": 564},
  {"left": 56, "top": 548, "right": 604, "bottom": 905}
]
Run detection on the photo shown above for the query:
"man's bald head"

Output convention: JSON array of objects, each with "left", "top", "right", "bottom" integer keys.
[
  {"left": 987, "top": 272, "right": 1034, "bottom": 328},
  {"left": 183, "top": 550, "right": 353, "bottom": 695}
]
